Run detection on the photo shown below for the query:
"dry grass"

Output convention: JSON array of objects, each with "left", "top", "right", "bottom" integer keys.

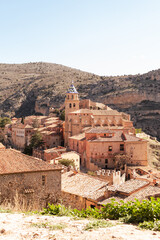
[{"left": 0, "top": 191, "right": 42, "bottom": 212}]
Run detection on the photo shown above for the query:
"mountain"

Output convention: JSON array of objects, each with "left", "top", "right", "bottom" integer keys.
[{"left": 0, "top": 62, "right": 160, "bottom": 140}]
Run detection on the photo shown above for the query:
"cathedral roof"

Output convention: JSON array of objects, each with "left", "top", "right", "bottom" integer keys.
[{"left": 67, "top": 83, "right": 78, "bottom": 94}]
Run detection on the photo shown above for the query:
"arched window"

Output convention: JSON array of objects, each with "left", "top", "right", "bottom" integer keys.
[
  {"left": 68, "top": 95, "right": 69, "bottom": 99},
  {"left": 72, "top": 95, "right": 73, "bottom": 99},
  {"left": 73, "top": 103, "right": 76, "bottom": 107},
  {"left": 69, "top": 103, "right": 72, "bottom": 108}
]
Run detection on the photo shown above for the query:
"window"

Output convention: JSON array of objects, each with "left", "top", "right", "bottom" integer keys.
[
  {"left": 42, "top": 175, "right": 46, "bottom": 186},
  {"left": 69, "top": 103, "right": 72, "bottom": 108},
  {"left": 72, "top": 95, "right": 73, "bottom": 99},
  {"left": 90, "top": 204, "right": 95, "bottom": 209},
  {"left": 104, "top": 134, "right": 106, "bottom": 137},
  {"left": 68, "top": 95, "right": 69, "bottom": 99},
  {"left": 120, "top": 144, "right": 124, "bottom": 151},
  {"left": 105, "top": 159, "right": 108, "bottom": 163},
  {"left": 108, "top": 146, "right": 112, "bottom": 152},
  {"left": 73, "top": 103, "right": 76, "bottom": 107}
]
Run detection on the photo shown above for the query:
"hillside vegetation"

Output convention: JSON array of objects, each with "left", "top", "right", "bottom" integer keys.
[{"left": 0, "top": 62, "right": 160, "bottom": 140}]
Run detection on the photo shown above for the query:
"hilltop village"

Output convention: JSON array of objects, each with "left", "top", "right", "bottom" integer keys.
[{"left": 0, "top": 82, "right": 160, "bottom": 209}]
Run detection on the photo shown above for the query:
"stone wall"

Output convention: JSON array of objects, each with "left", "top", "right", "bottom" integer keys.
[
  {"left": 61, "top": 191, "right": 98, "bottom": 210},
  {"left": 0, "top": 170, "right": 61, "bottom": 209},
  {"left": 61, "top": 191, "right": 85, "bottom": 210}
]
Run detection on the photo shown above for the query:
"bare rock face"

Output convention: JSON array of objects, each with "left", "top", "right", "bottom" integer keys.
[{"left": 0, "top": 62, "right": 160, "bottom": 140}]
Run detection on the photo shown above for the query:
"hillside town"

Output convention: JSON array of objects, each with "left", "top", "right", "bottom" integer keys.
[{"left": 0, "top": 82, "right": 160, "bottom": 210}]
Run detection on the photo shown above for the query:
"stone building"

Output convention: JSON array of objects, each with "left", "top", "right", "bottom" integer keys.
[
  {"left": 33, "top": 146, "right": 66, "bottom": 161},
  {"left": 0, "top": 148, "right": 61, "bottom": 208},
  {"left": 64, "top": 83, "right": 148, "bottom": 171},
  {"left": 98, "top": 178, "right": 160, "bottom": 206},
  {"left": 9, "top": 116, "right": 63, "bottom": 151},
  {"left": 62, "top": 171, "right": 108, "bottom": 210}
]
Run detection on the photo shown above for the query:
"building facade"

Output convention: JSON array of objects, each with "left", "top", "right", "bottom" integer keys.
[{"left": 64, "top": 83, "right": 148, "bottom": 171}]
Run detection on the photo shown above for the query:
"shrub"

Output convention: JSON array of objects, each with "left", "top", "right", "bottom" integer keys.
[
  {"left": 59, "top": 159, "right": 75, "bottom": 168},
  {"left": 84, "top": 220, "right": 113, "bottom": 231},
  {"left": 42, "top": 197, "right": 160, "bottom": 227},
  {"left": 139, "top": 221, "right": 160, "bottom": 231}
]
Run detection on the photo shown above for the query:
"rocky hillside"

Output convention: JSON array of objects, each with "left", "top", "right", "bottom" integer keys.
[{"left": 0, "top": 62, "right": 160, "bottom": 140}]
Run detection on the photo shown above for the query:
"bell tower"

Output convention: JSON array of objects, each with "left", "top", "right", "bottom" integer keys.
[{"left": 64, "top": 81, "right": 79, "bottom": 146}]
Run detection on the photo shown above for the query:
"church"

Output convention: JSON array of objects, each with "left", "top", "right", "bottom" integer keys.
[{"left": 64, "top": 82, "right": 148, "bottom": 171}]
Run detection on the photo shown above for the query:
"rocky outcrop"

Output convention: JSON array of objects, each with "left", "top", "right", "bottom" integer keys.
[{"left": 0, "top": 62, "right": 160, "bottom": 140}]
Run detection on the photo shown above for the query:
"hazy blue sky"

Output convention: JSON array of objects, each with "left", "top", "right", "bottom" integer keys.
[{"left": 0, "top": 0, "right": 160, "bottom": 75}]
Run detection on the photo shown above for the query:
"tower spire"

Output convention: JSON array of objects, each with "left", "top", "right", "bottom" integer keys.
[{"left": 67, "top": 80, "right": 78, "bottom": 93}]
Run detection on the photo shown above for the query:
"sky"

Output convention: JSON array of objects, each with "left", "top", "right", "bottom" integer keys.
[{"left": 0, "top": 0, "right": 160, "bottom": 76}]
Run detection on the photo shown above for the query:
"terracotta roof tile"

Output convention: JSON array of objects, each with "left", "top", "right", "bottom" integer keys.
[
  {"left": 108, "top": 179, "right": 149, "bottom": 194},
  {"left": 125, "top": 185, "right": 160, "bottom": 201},
  {"left": 62, "top": 171, "right": 108, "bottom": 200},
  {"left": 0, "top": 149, "right": 61, "bottom": 174},
  {"left": 71, "top": 109, "right": 121, "bottom": 116},
  {"left": 69, "top": 133, "right": 85, "bottom": 140}
]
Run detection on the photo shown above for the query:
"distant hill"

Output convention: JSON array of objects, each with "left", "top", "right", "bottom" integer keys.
[{"left": 0, "top": 62, "right": 160, "bottom": 140}]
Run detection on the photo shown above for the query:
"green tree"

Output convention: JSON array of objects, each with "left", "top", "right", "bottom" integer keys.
[
  {"left": 59, "top": 159, "right": 75, "bottom": 168},
  {"left": 30, "top": 131, "right": 44, "bottom": 148},
  {"left": 59, "top": 110, "right": 65, "bottom": 121},
  {"left": 0, "top": 117, "right": 11, "bottom": 129},
  {"left": 21, "top": 116, "right": 25, "bottom": 124},
  {"left": 23, "top": 131, "right": 44, "bottom": 156}
]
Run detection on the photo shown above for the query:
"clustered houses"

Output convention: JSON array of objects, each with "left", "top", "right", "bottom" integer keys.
[
  {"left": 1, "top": 81, "right": 160, "bottom": 211},
  {"left": 64, "top": 83, "right": 148, "bottom": 171},
  {"left": 4, "top": 116, "right": 63, "bottom": 151},
  {"left": 33, "top": 147, "right": 80, "bottom": 171}
]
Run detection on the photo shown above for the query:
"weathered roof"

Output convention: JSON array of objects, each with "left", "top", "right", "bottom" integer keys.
[
  {"left": 0, "top": 149, "right": 61, "bottom": 174},
  {"left": 71, "top": 109, "right": 92, "bottom": 114},
  {"left": 125, "top": 185, "right": 160, "bottom": 201},
  {"left": 91, "top": 110, "right": 121, "bottom": 116},
  {"left": 69, "top": 132, "right": 85, "bottom": 141},
  {"left": 24, "top": 124, "right": 33, "bottom": 129},
  {"left": 62, "top": 171, "right": 108, "bottom": 200},
  {"left": 125, "top": 133, "right": 147, "bottom": 142},
  {"left": 71, "top": 109, "right": 121, "bottom": 116},
  {"left": 88, "top": 131, "right": 145, "bottom": 143},
  {"left": 0, "top": 143, "right": 5, "bottom": 149},
  {"left": 44, "top": 147, "right": 66, "bottom": 153},
  {"left": 99, "top": 185, "right": 160, "bottom": 205},
  {"left": 86, "top": 128, "right": 113, "bottom": 134},
  {"left": 67, "top": 84, "right": 78, "bottom": 94},
  {"left": 108, "top": 179, "right": 149, "bottom": 194}
]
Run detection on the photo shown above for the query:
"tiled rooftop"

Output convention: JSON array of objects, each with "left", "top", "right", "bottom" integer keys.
[
  {"left": 125, "top": 185, "right": 160, "bottom": 201},
  {"left": 0, "top": 143, "right": 5, "bottom": 149},
  {"left": 25, "top": 124, "right": 33, "bottom": 129},
  {"left": 88, "top": 131, "right": 145, "bottom": 143},
  {"left": 91, "top": 110, "right": 121, "bottom": 116},
  {"left": 71, "top": 109, "right": 121, "bottom": 116},
  {"left": 44, "top": 147, "right": 66, "bottom": 153},
  {"left": 99, "top": 185, "right": 160, "bottom": 205},
  {"left": 0, "top": 149, "right": 61, "bottom": 174},
  {"left": 62, "top": 171, "right": 108, "bottom": 200},
  {"left": 86, "top": 128, "right": 113, "bottom": 134},
  {"left": 108, "top": 179, "right": 149, "bottom": 194},
  {"left": 69, "top": 132, "right": 85, "bottom": 141}
]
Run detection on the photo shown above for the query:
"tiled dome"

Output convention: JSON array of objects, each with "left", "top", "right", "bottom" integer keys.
[{"left": 67, "top": 83, "right": 78, "bottom": 94}]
